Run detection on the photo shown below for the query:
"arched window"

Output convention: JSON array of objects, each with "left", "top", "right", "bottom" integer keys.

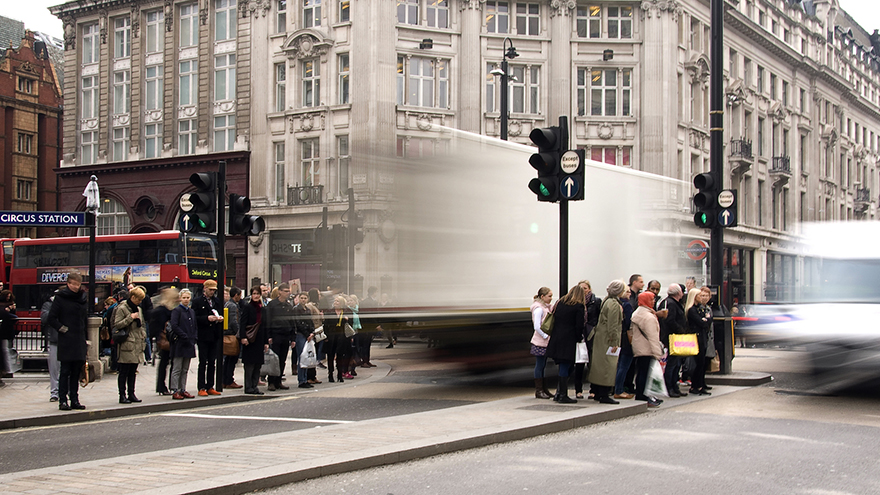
[{"left": 78, "top": 197, "right": 131, "bottom": 236}]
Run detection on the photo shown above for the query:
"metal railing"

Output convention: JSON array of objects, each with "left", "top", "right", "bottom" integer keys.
[
  {"left": 287, "top": 185, "right": 324, "bottom": 206},
  {"left": 770, "top": 156, "right": 791, "bottom": 174},
  {"left": 12, "top": 319, "right": 48, "bottom": 358},
  {"left": 729, "top": 138, "right": 753, "bottom": 159}
]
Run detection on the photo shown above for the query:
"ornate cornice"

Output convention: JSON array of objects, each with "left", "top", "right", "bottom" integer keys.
[
  {"left": 549, "top": 0, "right": 576, "bottom": 17},
  {"left": 282, "top": 29, "right": 334, "bottom": 60},
  {"left": 640, "top": 0, "right": 682, "bottom": 22}
]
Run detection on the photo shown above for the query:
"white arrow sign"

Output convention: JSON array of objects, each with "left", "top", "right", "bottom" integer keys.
[
  {"left": 564, "top": 176, "right": 575, "bottom": 196},
  {"left": 721, "top": 209, "right": 731, "bottom": 225}
]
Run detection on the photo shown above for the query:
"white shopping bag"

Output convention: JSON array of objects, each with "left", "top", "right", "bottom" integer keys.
[{"left": 299, "top": 340, "right": 317, "bottom": 369}]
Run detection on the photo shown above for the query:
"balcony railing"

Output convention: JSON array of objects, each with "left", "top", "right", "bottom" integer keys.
[
  {"left": 287, "top": 185, "right": 324, "bottom": 206},
  {"left": 729, "top": 139, "right": 753, "bottom": 160},
  {"left": 770, "top": 156, "right": 791, "bottom": 175}
]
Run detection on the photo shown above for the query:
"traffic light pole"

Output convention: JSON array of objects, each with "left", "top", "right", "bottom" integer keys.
[
  {"left": 215, "top": 160, "right": 226, "bottom": 392},
  {"left": 558, "top": 116, "right": 569, "bottom": 297}
]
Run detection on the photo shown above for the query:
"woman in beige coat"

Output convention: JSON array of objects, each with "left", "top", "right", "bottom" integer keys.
[
  {"left": 631, "top": 291, "right": 664, "bottom": 407},
  {"left": 114, "top": 287, "right": 147, "bottom": 404},
  {"left": 588, "top": 280, "right": 625, "bottom": 404}
]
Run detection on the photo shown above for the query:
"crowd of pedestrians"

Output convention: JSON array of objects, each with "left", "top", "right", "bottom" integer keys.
[{"left": 531, "top": 274, "right": 718, "bottom": 407}]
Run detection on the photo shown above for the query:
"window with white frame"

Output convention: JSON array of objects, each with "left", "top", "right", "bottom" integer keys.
[
  {"left": 515, "top": 2, "right": 539, "bottom": 36},
  {"left": 113, "top": 70, "right": 130, "bottom": 115},
  {"left": 82, "top": 23, "right": 100, "bottom": 65},
  {"left": 214, "top": 114, "right": 235, "bottom": 151},
  {"left": 590, "top": 146, "right": 631, "bottom": 166},
  {"left": 509, "top": 65, "right": 538, "bottom": 114},
  {"left": 303, "top": 0, "right": 321, "bottom": 28},
  {"left": 215, "top": 0, "right": 237, "bottom": 41},
  {"left": 17, "top": 133, "right": 33, "bottom": 154},
  {"left": 340, "top": 0, "right": 350, "bottom": 22},
  {"left": 81, "top": 75, "right": 99, "bottom": 119},
  {"left": 113, "top": 127, "right": 130, "bottom": 161},
  {"left": 576, "top": 5, "right": 600, "bottom": 38},
  {"left": 339, "top": 54, "right": 350, "bottom": 104},
  {"left": 427, "top": 0, "right": 449, "bottom": 28},
  {"left": 277, "top": 0, "right": 287, "bottom": 33},
  {"left": 81, "top": 131, "right": 98, "bottom": 165},
  {"left": 398, "top": 0, "right": 418, "bottom": 25},
  {"left": 145, "top": 10, "right": 164, "bottom": 54},
  {"left": 180, "top": 3, "right": 199, "bottom": 47},
  {"left": 16, "top": 179, "right": 33, "bottom": 201},
  {"left": 97, "top": 198, "right": 131, "bottom": 235},
  {"left": 275, "top": 62, "right": 286, "bottom": 112},
  {"left": 301, "top": 138, "right": 320, "bottom": 186},
  {"left": 144, "top": 123, "right": 162, "bottom": 158},
  {"left": 179, "top": 60, "right": 198, "bottom": 106},
  {"left": 486, "top": 63, "right": 497, "bottom": 113},
  {"left": 576, "top": 68, "right": 631, "bottom": 117},
  {"left": 397, "top": 56, "right": 448, "bottom": 109},
  {"left": 486, "top": 1, "right": 509, "bottom": 33},
  {"left": 145, "top": 65, "right": 163, "bottom": 111},
  {"left": 17, "top": 76, "right": 35, "bottom": 94},
  {"left": 302, "top": 59, "right": 320, "bottom": 107},
  {"left": 274, "top": 142, "right": 285, "bottom": 202},
  {"left": 114, "top": 17, "right": 131, "bottom": 58},
  {"left": 215, "top": 54, "right": 236, "bottom": 101},
  {"left": 178, "top": 119, "right": 197, "bottom": 155},
  {"left": 607, "top": 6, "right": 632, "bottom": 39},
  {"left": 336, "top": 135, "right": 350, "bottom": 199}
]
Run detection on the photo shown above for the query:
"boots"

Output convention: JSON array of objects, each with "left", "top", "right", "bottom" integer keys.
[
  {"left": 127, "top": 372, "right": 141, "bottom": 402},
  {"left": 534, "top": 378, "right": 552, "bottom": 399},
  {"left": 119, "top": 394, "right": 132, "bottom": 404},
  {"left": 555, "top": 376, "right": 578, "bottom": 404}
]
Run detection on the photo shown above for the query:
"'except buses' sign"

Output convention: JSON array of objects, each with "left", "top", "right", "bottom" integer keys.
[{"left": 0, "top": 211, "right": 86, "bottom": 227}]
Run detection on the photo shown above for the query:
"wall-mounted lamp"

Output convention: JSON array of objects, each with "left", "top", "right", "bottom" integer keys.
[
  {"left": 603, "top": 49, "right": 614, "bottom": 61},
  {"left": 419, "top": 38, "right": 433, "bottom": 49}
]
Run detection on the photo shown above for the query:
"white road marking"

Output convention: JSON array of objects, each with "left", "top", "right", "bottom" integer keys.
[{"left": 163, "top": 413, "right": 353, "bottom": 424}]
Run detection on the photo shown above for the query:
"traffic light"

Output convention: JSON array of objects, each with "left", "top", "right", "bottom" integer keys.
[
  {"left": 350, "top": 212, "right": 365, "bottom": 245},
  {"left": 693, "top": 172, "right": 717, "bottom": 228},
  {"left": 528, "top": 126, "right": 562, "bottom": 202},
  {"left": 228, "top": 193, "right": 265, "bottom": 236},
  {"left": 188, "top": 172, "right": 217, "bottom": 233}
]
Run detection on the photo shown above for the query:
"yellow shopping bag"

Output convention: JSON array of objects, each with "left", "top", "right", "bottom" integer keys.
[{"left": 669, "top": 333, "right": 699, "bottom": 356}]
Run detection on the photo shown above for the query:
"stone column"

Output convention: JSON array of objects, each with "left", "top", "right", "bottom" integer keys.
[
  {"left": 549, "top": 0, "right": 575, "bottom": 125},
  {"left": 458, "top": 0, "right": 484, "bottom": 133}
]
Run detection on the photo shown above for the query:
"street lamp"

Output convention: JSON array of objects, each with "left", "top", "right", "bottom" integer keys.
[{"left": 495, "top": 37, "right": 518, "bottom": 141}]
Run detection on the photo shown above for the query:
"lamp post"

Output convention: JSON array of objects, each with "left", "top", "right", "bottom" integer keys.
[
  {"left": 496, "top": 37, "right": 518, "bottom": 141},
  {"left": 83, "top": 175, "right": 99, "bottom": 313}
]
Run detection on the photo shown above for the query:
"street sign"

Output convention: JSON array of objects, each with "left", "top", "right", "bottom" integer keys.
[
  {"left": 560, "top": 151, "right": 579, "bottom": 174},
  {"left": 179, "top": 213, "right": 194, "bottom": 232},
  {"left": 685, "top": 239, "right": 708, "bottom": 261},
  {"left": 179, "top": 193, "right": 194, "bottom": 212},
  {"left": 717, "top": 190, "right": 735, "bottom": 209},
  {"left": 718, "top": 208, "right": 736, "bottom": 227},
  {"left": 0, "top": 211, "right": 86, "bottom": 227},
  {"left": 560, "top": 175, "right": 580, "bottom": 200}
]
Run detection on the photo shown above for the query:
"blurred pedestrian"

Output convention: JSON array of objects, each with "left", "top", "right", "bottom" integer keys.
[
  {"left": 324, "top": 295, "right": 352, "bottom": 383},
  {"left": 114, "top": 287, "right": 147, "bottom": 404},
  {"left": 47, "top": 272, "right": 89, "bottom": 410},
  {"left": 0, "top": 291, "right": 17, "bottom": 387},
  {"left": 529, "top": 287, "right": 553, "bottom": 399},
  {"left": 546, "top": 285, "right": 585, "bottom": 404},
  {"left": 152, "top": 287, "right": 179, "bottom": 395},
  {"left": 358, "top": 286, "right": 379, "bottom": 368},
  {"left": 588, "top": 280, "right": 625, "bottom": 404},
  {"left": 631, "top": 292, "right": 663, "bottom": 407},
  {"left": 169, "top": 289, "right": 197, "bottom": 399},
  {"left": 293, "top": 292, "right": 316, "bottom": 388},
  {"left": 381, "top": 293, "right": 396, "bottom": 348},
  {"left": 240, "top": 287, "right": 267, "bottom": 394},
  {"left": 40, "top": 290, "right": 61, "bottom": 400}
]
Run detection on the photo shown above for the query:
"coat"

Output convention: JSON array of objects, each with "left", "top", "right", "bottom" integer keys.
[
  {"left": 658, "top": 296, "right": 686, "bottom": 347},
  {"left": 40, "top": 299, "right": 59, "bottom": 344},
  {"left": 47, "top": 286, "right": 88, "bottom": 362},
  {"left": 240, "top": 299, "right": 266, "bottom": 365},
  {"left": 169, "top": 304, "right": 197, "bottom": 359},
  {"left": 323, "top": 308, "right": 352, "bottom": 337},
  {"left": 631, "top": 306, "right": 663, "bottom": 360},
  {"left": 192, "top": 294, "right": 223, "bottom": 343},
  {"left": 114, "top": 300, "right": 147, "bottom": 364},
  {"left": 265, "top": 298, "right": 295, "bottom": 341},
  {"left": 587, "top": 297, "right": 622, "bottom": 387},
  {"left": 687, "top": 304, "right": 713, "bottom": 356},
  {"left": 545, "top": 301, "right": 585, "bottom": 363}
]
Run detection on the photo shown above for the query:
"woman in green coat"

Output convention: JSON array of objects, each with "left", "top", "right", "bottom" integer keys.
[
  {"left": 588, "top": 280, "right": 626, "bottom": 404},
  {"left": 114, "top": 287, "right": 147, "bottom": 404}
]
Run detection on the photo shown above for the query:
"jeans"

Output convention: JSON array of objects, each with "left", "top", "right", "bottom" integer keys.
[
  {"left": 533, "top": 355, "right": 548, "bottom": 379},
  {"left": 356, "top": 332, "right": 373, "bottom": 364},
  {"left": 170, "top": 357, "right": 191, "bottom": 392},
  {"left": 48, "top": 343, "right": 60, "bottom": 399},
  {"left": 557, "top": 360, "right": 573, "bottom": 378},
  {"left": 58, "top": 360, "right": 84, "bottom": 404},
  {"left": 294, "top": 333, "right": 309, "bottom": 385},
  {"left": 614, "top": 347, "right": 635, "bottom": 395},
  {"left": 197, "top": 341, "right": 217, "bottom": 391}
]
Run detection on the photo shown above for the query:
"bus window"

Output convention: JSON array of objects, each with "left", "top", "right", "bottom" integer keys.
[
  {"left": 184, "top": 235, "right": 218, "bottom": 264},
  {"left": 2, "top": 240, "right": 12, "bottom": 264}
]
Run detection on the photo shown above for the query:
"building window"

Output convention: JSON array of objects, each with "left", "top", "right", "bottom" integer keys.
[
  {"left": 607, "top": 6, "right": 632, "bottom": 39},
  {"left": 275, "top": 62, "right": 287, "bottom": 112},
  {"left": 486, "top": 63, "right": 496, "bottom": 113},
  {"left": 16, "top": 180, "right": 33, "bottom": 201},
  {"left": 81, "top": 131, "right": 98, "bottom": 165},
  {"left": 301, "top": 138, "right": 320, "bottom": 186},
  {"left": 178, "top": 119, "right": 197, "bottom": 155},
  {"left": 509, "top": 65, "right": 538, "bottom": 114},
  {"left": 302, "top": 59, "right": 320, "bottom": 107},
  {"left": 179, "top": 60, "right": 198, "bottom": 106},
  {"left": 340, "top": 1, "right": 350, "bottom": 22},
  {"left": 114, "top": 17, "right": 131, "bottom": 58},
  {"left": 427, "top": 0, "right": 449, "bottom": 28},
  {"left": 17, "top": 77, "right": 35, "bottom": 94},
  {"left": 145, "top": 10, "right": 164, "bottom": 54},
  {"left": 113, "top": 127, "right": 130, "bottom": 161},
  {"left": 277, "top": 0, "right": 287, "bottom": 33},
  {"left": 398, "top": 0, "right": 418, "bottom": 25},
  {"left": 97, "top": 198, "right": 131, "bottom": 236},
  {"left": 397, "top": 56, "right": 448, "bottom": 109},
  {"left": 769, "top": 73, "right": 777, "bottom": 100},
  {"left": 81, "top": 76, "right": 99, "bottom": 120},
  {"left": 144, "top": 123, "right": 162, "bottom": 159},
  {"left": 782, "top": 81, "right": 789, "bottom": 107},
  {"left": 578, "top": 68, "right": 630, "bottom": 117},
  {"left": 336, "top": 135, "right": 350, "bottom": 199},
  {"left": 214, "top": 114, "right": 236, "bottom": 151},
  {"left": 339, "top": 54, "right": 350, "bottom": 104},
  {"left": 180, "top": 3, "right": 199, "bottom": 47},
  {"left": 757, "top": 117, "right": 764, "bottom": 156},
  {"left": 515, "top": 2, "right": 539, "bottom": 36},
  {"left": 145, "top": 65, "right": 163, "bottom": 111},
  {"left": 303, "top": 0, "right": 321, "bottom": 28},
  {"left": 576, "top": 5, "right": 600, "bottom": 38},
  {"left": 113, "top": 71, "right": 131, "bottom": 115},
  {"left": 17, "top": 133, "right": 34, "bottom": 154},
  {"left": 274, "top": 142, "right": 286, "bottom": 203},
  {"left": 83, "top": 23, "right": 100, "bottom": 65},
  {"left": 756, "top": 66, "right": 764, "bottom": 93},
  {"left": 486, "top": 1, "right": 509, "bottom": 34},
  {"left": 590, "top": 146, "right": 631, "bottom": 167},
  {"left": 215, "top": 54, "right": 236, "bottom": 101},
  {"left": 397, "top": 137, "right": 442, "bottom": 158},
  {"left": 215, "top": 0, "right": 237, "bottom": 41}
]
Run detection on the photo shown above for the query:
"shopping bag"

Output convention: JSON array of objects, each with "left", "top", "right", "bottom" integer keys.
[
  {"left": 313, "top": 325, "right": 327, "bottom": 342},
  {"left": 575, "top": 341, "right": 589, "bottom": 364},
  {"left": 709, "top": 355, "right": 721, "bottom": 373},
  {"left": 222, "top": 334, "right": 240, "bottom": 356},
  {"left": 260, "top": 349, "right": 281, "bottom": 377},
  {"left": 645, "top": 359, "right": 669, "bottom": 397},
  {"left": 669, "top": 333, "right": 699, "bottom": 356},
  {"left": 299, "top": 340, "right": 317, "bottom": 369}
]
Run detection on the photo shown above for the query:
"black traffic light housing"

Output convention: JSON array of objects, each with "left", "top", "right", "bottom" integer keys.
[
  {"left": 351, "top": 212, "right": 365, "bottom": 245},
  {"left": 188, "top": 172, "right": 217, "bottom": 233},
  {"left": 228, "top": 193, "right": 265, "bottom": 236},
  {"left": 693, "top": 172, "right": 717, "bottom": 228},
  {"left": 528, "top": 126, "right": 562, "bottom": 202}
]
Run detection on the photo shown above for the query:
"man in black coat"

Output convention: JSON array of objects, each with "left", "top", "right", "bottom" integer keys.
[
  {"left": 659, "top": 283, "right": 687, "bottom": 397},
  {"left": 265, "top": 283, "right": 295, "bottom": 391},
  {"left": 192, "top": 279, "right": 224, "bottom": 396},
  {"left": 47, "top": 272, "right": 89, "bottom": 410}
]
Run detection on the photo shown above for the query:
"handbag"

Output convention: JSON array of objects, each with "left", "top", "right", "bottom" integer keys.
[
  {"left": 245, "top": 322, "right": 260, "bottom": 341},
  {"left": 668, "top": 333, "right": 699, "bottom": 356},
  {"left": 344, "top": 323, "right": 357, "bottom": 338},
  {"left": 299, "top": 340, "right": 317, "bottom": 369},
  {"left": 313, "top": 325, "right": 327, "bottom": 342},
  {"left": 575, "top": 341, "right": 589, "bottom": 364},
  {"left": 164, "top": 321, "right": 178, "bottom": 344},
  {"left": 260, "top": 348, "right": 281, "bottom": 377},
  {"left": 223, "top": 334, "right": 240, "bottom": 356},
  {"left": 709, "top": 354, "right": 721, "bottom": 373},
  {"left": 111, "top": 327, "right": 129, "bottom": 343},
  {"left": 540, "top": 305, "right": 555, "bottom": 334}
]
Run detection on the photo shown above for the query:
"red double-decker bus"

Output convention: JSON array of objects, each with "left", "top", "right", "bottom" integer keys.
[{"left": 10, "top": 231, "right": 218, "bottom": 316}]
